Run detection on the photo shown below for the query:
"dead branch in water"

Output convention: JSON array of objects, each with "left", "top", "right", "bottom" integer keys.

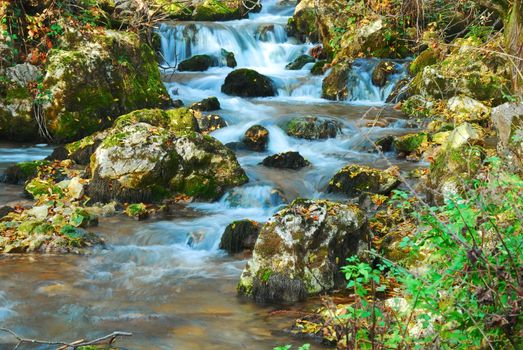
[{"left": 0, "top": 327, "right": 132, "bottom": 350}]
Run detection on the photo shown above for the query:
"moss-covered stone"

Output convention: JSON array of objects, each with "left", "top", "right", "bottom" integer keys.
[
  {"left": 408, "top": 48, "right": 439, "bottom": 76},
  {"left": 238, "top": 199, "right": 368, "bottom": 303},
  {"left": 393, "top": 133, "right": 429, "bottom": 153},
  {"left": 178, "top": 54, "right": 214, "bottom": 71},
  {"left": 192, "top": 0, "right": 245, "bottom": 21},
  {"left": 286, "top": 54, "right": 315, "bottom": 70},
  {"left": 42, "top": 30, "right": 171, "bottom": 142},
  {"left": 220, "top": 219, "right": 260, "bottom": 254},
  {"left": 243, "top": 125, "right": 269, "bottom": 151},
  {"left": 285, "top": 116, "right": 340, "bottom": 140},
  {"left": 221, "top": 69, "right": 276, "bottom": 97},
  {"left": 328, "top": 164, "right": 400, "bottom": 197},
  {"left": 321, "top": 63, "right": 350, "bottom": 100},
  {"left": 310, "top": 60, "right": 327, "bottom": 75},
  {"left": 2, "top": 160, "right": 50, "bottom": 185}
]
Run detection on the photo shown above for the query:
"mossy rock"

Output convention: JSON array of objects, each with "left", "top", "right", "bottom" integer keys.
[
  {"left": 285, "top": 116, "right": 340, "bottom": 140},
  {"left": 372, "top": 61, "right": 396, "bottom": 87},
  {"left": 243, "top": 125, "right": 269, "bottom": 151},
  {"left": 114, "top": 108, "right": 199, "bottom": 134},
  {"left": 220, "top": 219, "right": 260, "bottom": 254},
  {"left": 189, "top": 97, "right": 221, "bottom": 111},
  {"left": 328, "top": 164, "right": 400, "bottom": 197},
  {"left": 261, "top": 151, "right": 310, "bottom": 170},
  {"left": 178, "top": 54, "right": 214, "bottom": 71},
  {"left": 409, "top": 48, "right": 439, "bottom": 76},
  {"left": 42, "top": 30, "right": 171, "bottom": 142},
  {"left": 321, "top": 63, "right": 350, "bottom": 101},
  {"left": 393, "top": 133, "right": 428, "bottom": 153},
  {"left": 192, "top": 0, "right": 245, "bottom": 21},
  {"left": 310, "top": 60, "right": 327, "bottom": 75},
  {"left": 2, "top": 160, "right": 50, "bottom": 185},
  {"left": 286, "top": 54, "right": 315, "bottom": 70},
  {"left": 238, "top": 199, "right": 368, "bottom": 303},
  {"left": 221, "top": 69, "right": 276, "bottom": 97}
]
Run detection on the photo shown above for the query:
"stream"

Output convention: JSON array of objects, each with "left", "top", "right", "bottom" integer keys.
[{"left": 0, "top": 1, "right": 417, "bottom": 349}]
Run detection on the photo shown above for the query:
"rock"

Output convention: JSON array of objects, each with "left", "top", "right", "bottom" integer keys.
[
  {"left": 409, "top": 37, "right": 510, "bottom": 104},
  {"left": 39, "top": 30, "right": 171, "bottom": 142},
  {"left": 196, "top": 114, "right": 228, "bottom": 133},
  {"left": 0, "top": 206, "right": 14, "bottom": 219},
  {"left": 0, "top": 83, "right": 39, "bottom": 142},
  {"left": 285, "top": 116, "right": 340, "bottom": 140},
  {"left": 262, "top": 151, "right": 310, "bottom": 170},
  {"left": 328, "top": 165, "right": 400, "bottom": 197},
  {"left": 238, "top": 199, "right": 368, "bottom": 303},
  {"left": 1, "top": 160, "right": 49, "bottom": 185},
  {"left": 372, "top": 61, "right": 396, "bottom": 87},
  {"left": 393, "top": 133, "right": 428, "bottom": 153},
  {"left": 443, "top": 123, "right": 484, "bottom": 150},
  {"left": 243, "top": 125, "right": 269, "bottom": 151},
  {"left": 221, "top": 69, "right": 276, "bottom": 97},
  {"left": 88, "top": 119, "right": 248, "bottom": 203},
  {"left": 491, "top": 102, "right": 523, "bottom": 170},
  {"left": 310, "top": 60, "right": 327, "bottom": 75},
  {"left": 409, "top": 48, "right": 439, "bottom": 76},
  {"left": 289, "top": 0, "right": 318, "bottom": 42},
  {"left": 125, "top": 203, "right": 149, "bottom": 221},
  {"left": 400, "top": 95, "right": 435, "bottom": 118},
  {"left": 310, "top": 45, "right": 326, "bottom": 59},
  {"left": 375, "top": 135, "right": 394, "bottom": 152},
  {"left": 220, "top": 219, "right": 260, "bottom": 254},
  {"left": 192, "top": 0, "right": 245, "bottom": 21},
  {"left": 256, "top": 24, "right": 276, "bottom": 42},
  {"left": 446, "top": 96, "right": 491, "bottom": 124},
  {"left": 178, "top": 54, "right": 214, "bottom": 71},
  {"left": 385, "top": 78, "right": 410, "bottom": 103},
  {"left": 220, "top": 49, "right": 237, "bottom": 68},
  {"left": 286, "top": 55, "right": 315, "bottom": 70},
  {"left": 322, "top": 63, "right": 350, "bottom": 100},
  {"left": 190, "top": 97, "right": 221, "bottom": 111},
  {"left": 67, "top": 177, "right": 85, "bottom": 200},
  {"left": 6, "top": 63, "right": 40, "bottom": 86}
]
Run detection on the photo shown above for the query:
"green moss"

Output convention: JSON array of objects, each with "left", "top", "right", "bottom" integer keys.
[
  {"left": 259, "top": 268, "right": 273, "bottom": 282},
  {"left": 114, "top": 108, "right": 197, "bottom": 134},
  {"left": 14, "top": 160, "right": 50, "bottom": 179},
  {"left": 393, "top": 133, "right": 428, "bottom": 153},
  {"left": 192, "top": 0, "right": 243, "bottom": 21},
  {"left": 171, "top": 174, "right": 218, "bottom": 200},
  {"left": 310, "top": 60, "right": 327, "bottom": 75},
  {"left": 125, "top": 203, "right": 147, "bottom": 217},
  {"left": 6, "top": 85, "right": 32, "bottom": 102},
  {"left": 409, "top": 48, "right": 438, "bottom": 76}
]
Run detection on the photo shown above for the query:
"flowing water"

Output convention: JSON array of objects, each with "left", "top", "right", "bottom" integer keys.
[{"left": 0, "top": 1, "right": 417, "bottom": 349}]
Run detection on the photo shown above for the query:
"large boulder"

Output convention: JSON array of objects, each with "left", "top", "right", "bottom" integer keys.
[
  {"left": 178, "top": 54, "right": 214, "bottom": 71},
  {"left": 328, "top": 165, "right": 400, "bottom": 197},
  {"left": 409, "top": 37, "right": 510, "bottom": 104},
  {"left": 221, "top": 69, "right": 276, "bottom": 97},
  {"left": 322, "top": 63, "right": 350, "bottom": 101},
  {"left": 262, "top": 151, "right": 310, "bottom": 170},
  {"left": 81, "top": 109, "right": 247, "bottom": 202},
  {"left": 491, "top": 103, "right": 523, "bottom": 171},
  {"left": 219, "top": 219, "right": 260, "bottom": 254},
  {"left": 238, "top": 199, "right": 368, "bottom": 303},
  {"left": 285, "top": 116, "right": 340, "bottom": 140},
  {"left": 39, "top": 30, "right": 171, "bottom": 142},
  {"left": 243, "top": 125, "right": 269, "bottom": 151}
]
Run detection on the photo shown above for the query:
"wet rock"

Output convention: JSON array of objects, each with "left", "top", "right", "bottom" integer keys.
[
  {"left": 446, "top": 96, "right": 491, "bottom": 124},
  {"left": 0, "top": 206, "right": 14, "bottom": 219},
  {"left": 286, "top": 55, "right": 315, "bottom": 70},
  {"left": 372, "top": 61, "right": 396, "bottom": 87},
  {"left": 393, "top": 133, "right": 428, "bottom": 153},
  {"left": 190, "top": 97, "right": 221, "bottom": 111},
  {"left": 1, "top": 160, "right": 49, "bottom": 185},
  {"left": 375, "top": 135, "right": 394, "bottom": 152},
  {"left": 220, "top": 219, "right": 260, "bottom": 254},
  {"left": 261, "top": 151, "right": 310, "bottom": 169},
  {"left": 196, "top": 114, "right": 228, "bottom": 133},
  {"left": 221, "top": 49, "right": 237, "bottom": 68},
  {"left": 243, "top": 125, "right": 269, "bottom": 151},
  {"left": 221, "top": 69, "right": 276, "bottom": 97},
  {"left": 386, "top": 78, "right": 410, "bottom": 103},
  {"left": 321, "top": 63, "right": 350, "bottom": 100},
  {"left": 39, "top": 30, "right": 171, "bottom": 143},
  {"left": 238, "top": 199, "right": 368, "bottom": 303},
  {"left": 82, "top": 109, "right": 247, "bottom": 203},
  {"left": 310, "top": 45, "right": 326, "bottom": 59},
  {"left": 328, "top": 165, "right": 400, "bottom": 197},
  {"left": 178, "top": 54, "right": 214, "bottom": 71},
  {"left": 310, "top": 60, "right": 327, "bottom": 75},
  {"left": 491, "top": 102, "right": 523, "bottom": 170},
  {"left": 285, "top": 116, "right": 340, "bottom": 140},
  {"left": 256, "top": 24, "right": 276, "bottom": 42}
]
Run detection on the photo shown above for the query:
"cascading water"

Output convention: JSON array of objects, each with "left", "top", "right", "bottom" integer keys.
[{"left": 0, "top": 1, "right": 420, "bottom": 349}]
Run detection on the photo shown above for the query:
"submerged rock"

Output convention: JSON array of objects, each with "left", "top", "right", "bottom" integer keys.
[
  {"left": 243, "top": 125, "right": 269, "bottom": 151},
  {"left": 321, "top": 63, "right": 351, "bottom": 100},
  {"left": 285, "top": 116, "right": 340, "bottom": 140},
  {"left": 238, "top": 199, "right": 368, "bottom": 303},
  {"left": 221, "top": 69, "right": 276, "bottom": 97},
  {"left": 178, "top": 54, "right": 214, "bottom": 71},
  {"left": 190, "top": 97, "right": 221, "bottom": 111},
  {"left": 262, "top": 151, "right": 310, "bottom": 170},
  {"left": 286, "top": 55, "right": 315, "bottom": 70},
  {"left": 328, "top": 165, "right": 400, "bottom": 197},
  {"left": 220, "top": 219, "right": 260, "bottom": 254}
]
